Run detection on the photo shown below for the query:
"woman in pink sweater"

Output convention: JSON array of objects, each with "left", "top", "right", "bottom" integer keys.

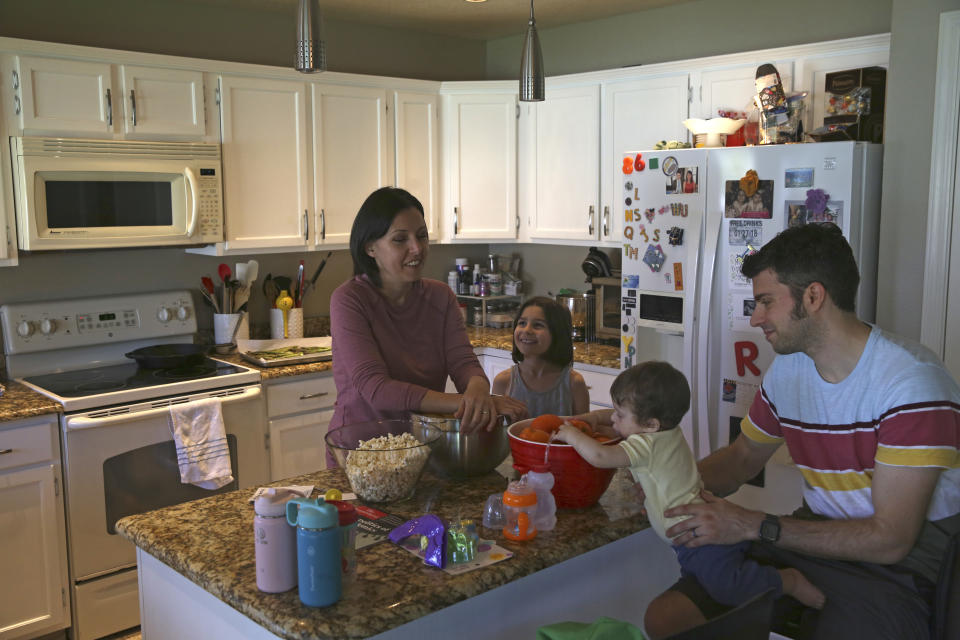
[{"left": 328, "top": 188, "right": 527, "bottom": 464}]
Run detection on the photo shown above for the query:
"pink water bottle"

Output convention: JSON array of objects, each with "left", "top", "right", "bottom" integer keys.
[{"left": 254, "top": 495, "right": 297, "bottom": 593}]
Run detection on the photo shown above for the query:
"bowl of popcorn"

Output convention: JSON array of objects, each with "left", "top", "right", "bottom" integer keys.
[{"left": 325, "top": 420, "right": 442, "bottom": 503}]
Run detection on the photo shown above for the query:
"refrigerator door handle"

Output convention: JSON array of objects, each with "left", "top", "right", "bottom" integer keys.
[{"left": 694, "top": 203, "right": 723, "bottom": 460}]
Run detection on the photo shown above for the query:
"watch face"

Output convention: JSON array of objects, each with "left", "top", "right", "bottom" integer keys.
[{"left": 760, "top": 518, "right": 780, "bottom": 542}]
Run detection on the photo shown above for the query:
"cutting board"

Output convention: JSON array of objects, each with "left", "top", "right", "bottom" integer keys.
[{"left": 237, "top": 337, "right": 332, "bottom": 367}]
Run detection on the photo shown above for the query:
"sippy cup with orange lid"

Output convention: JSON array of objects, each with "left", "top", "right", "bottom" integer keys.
[{"left": 502, "top": 479, "right": 538, "bottom": 541}]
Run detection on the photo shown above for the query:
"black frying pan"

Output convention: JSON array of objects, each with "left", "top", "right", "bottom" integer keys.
[{"left": 124, "top": 344, "right": 211, "bottom": 369}]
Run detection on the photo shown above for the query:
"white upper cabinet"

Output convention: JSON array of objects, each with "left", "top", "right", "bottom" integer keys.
[
  {"left": 394, "top": 91, "right": 440, "bottom": 239},
  {"left": 693, "top": 59, "right": 793, "bottom": 120},
  {"left": 218, "top": 75, "right": 310, "bottom": 251},
  {"left": 312, "top": 84, "right": 391, "bottom": 246},
  {"left": 15, "top": 56, "right": 113, "bottom": 136},
  {"left": 119, "top": 65, "right": 205, "bottom": 138},
  {"left": 442, "top": 91, "right": 518, "bottom": 241},
  {"left": 13, "top": 55, "right": 207, "bottom": 139},
  {"left": 600, "top": 73, "right": 691, "bottom": 245},
  {"left": 529, "top": 84, "right": 601, "bottom": 242}
]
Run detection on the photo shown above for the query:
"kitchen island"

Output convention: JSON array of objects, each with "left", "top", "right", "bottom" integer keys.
[{"left": 117, "top": 466, "right": 679, "bottom": 640}]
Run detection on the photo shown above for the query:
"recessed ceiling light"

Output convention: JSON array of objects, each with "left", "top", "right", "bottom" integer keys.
[{"left": 465, "top": 0, "right": 487, "bottom": 3}]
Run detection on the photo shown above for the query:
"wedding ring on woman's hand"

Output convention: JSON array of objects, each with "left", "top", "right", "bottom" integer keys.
[
  {"left": 691, "top": 528, "right": 698, "bottom": 538},
  {"left": 480, "top": 410, "right": 490, "bottom": 414}
]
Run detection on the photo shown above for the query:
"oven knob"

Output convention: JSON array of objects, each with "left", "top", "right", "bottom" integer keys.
[
  {"left": 17, "top": 320, "right": 35, "bottom": 338},
  {"left": 157, "top": 307, "right": 171, "bottom": 323},
  {"left": 40, "top": 318, "right": 57, "bottom": 335},
  {"left": 176, "top": 306, "right": 191, "bottom": 321}
]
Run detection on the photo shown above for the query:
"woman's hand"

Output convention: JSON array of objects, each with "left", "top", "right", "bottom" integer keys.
[{"left": 455, "top": 377, "right": 497, "bottom": 433}]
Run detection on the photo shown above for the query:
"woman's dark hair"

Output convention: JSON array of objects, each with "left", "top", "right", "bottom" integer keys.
[
  {"left": 511, "top": 296, "right": 574, "bottom": 368},
  {"left": 741, "top": 222, "right": 859, "bottom": 313},
  {"left": 610, "top": 361, "right": 690, "bottom": 431},
  {"left": 349, "top": 187, "right": 425, "bottom": 287}
]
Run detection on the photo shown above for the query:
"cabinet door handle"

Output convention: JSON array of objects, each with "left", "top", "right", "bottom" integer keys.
[
  {"left": 299, "top": 391, "right": 329, "bottom": 400},
  {"left": 603, "top": 205, "right": 610, "bottom": 237},
  {"left": 105, "top": 88, "right": 113, "bottom": 126},
  {"left": 320, "top": 208, "right": 326, "bottom": 240},
  {"left": 453, "top": 206, "right": 459, "bottom": 235},
  {"left": 130, "top": 89, "right": 137, "bottom": 126},
  {"left": 303, "top": 209, "right": 308, "bottom": 241},
  {"left": 588, "top": 205, "right": 595, "bottom": 236},
  {"left": 0, "top": 448, "right": 13, "bottom": 455}
]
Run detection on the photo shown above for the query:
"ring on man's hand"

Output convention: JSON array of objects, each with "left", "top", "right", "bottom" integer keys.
[{"left": 480, "top": 410, "right": 489, "bottom": 414}]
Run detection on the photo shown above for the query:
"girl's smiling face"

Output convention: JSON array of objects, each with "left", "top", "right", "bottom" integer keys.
[{"left": 514, "top": 305, "right": 552, "bottom": 358}]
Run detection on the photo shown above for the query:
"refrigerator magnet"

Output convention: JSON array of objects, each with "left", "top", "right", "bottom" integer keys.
[
  {"left": 722, "top": 379, "right": 737, "bottom": 403},
  {"left": 645, "top": 208, "right": 656, "bottom": 222},
  {"left": 785, "top": 167, "right": 814, "bottom": 188},
  {"left": 622, "top": 156, "right": 634, "bottom": 174},
  {"left": 673, "top": 263, "right": 684, "bottom": 291},
  {"left": 785, "top": 200, "right": 843, "bottom": 228},
  {"left": 667, "top": 227, "right": 684, "bottom": 246},
  {"left": 662, "top": 156, "right": 679, "bottom": 176},
  {"left": 634, "top": 153, "right": 646, "bottom": 171},
  {"left": 643, "top": 243, "right": 666, "bottom": 272},
  {"left": 649, "top": 157, "right": 659, "bottom": 170}
]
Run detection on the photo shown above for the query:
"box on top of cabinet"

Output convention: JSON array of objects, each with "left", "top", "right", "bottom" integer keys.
[{"left": 822, "top": 66, "right": 886, "bottom": 143}]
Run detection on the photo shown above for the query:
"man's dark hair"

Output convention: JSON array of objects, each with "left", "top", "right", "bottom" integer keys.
[
  {"left": 610, "top": 361, "right": 690, "bottom": 431},
  {"left": 349, "top": 187, "right": 425, "bottom": 287},
  {"left": 511, "top": 296, "right": 574, "bottom": 368},
  {"left": 741, "top": 223, "right": 859, "bottom": 313}
]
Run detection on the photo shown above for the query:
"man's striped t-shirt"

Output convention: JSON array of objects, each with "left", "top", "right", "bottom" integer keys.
[{"left": 741, "top": 325, "right": 960, "bottom": 521}]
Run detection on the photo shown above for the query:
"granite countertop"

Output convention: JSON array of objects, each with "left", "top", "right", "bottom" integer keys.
[
  {"left": 116, "top": 467, "right": 648, "bottom": 640},
  {"left": 0, "top": 379, "right": 62, "bottom": 422},
  {"left": 0, "top": 328, "right": 620, "bottom": 422}
]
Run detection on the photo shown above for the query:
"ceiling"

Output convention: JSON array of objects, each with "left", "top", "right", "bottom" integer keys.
[{"left": 192, "top": 0, "right": 694, "bottom": 40}]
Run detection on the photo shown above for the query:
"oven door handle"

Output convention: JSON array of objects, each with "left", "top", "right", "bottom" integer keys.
[{"left": 65, "top": 386, "right": 262, "bottom": 430}]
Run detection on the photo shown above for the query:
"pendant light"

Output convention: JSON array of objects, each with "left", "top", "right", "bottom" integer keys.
[
  {"left": 296, "top": 0, "right": 326, "bottom": 73},
  {"left": 519, "top": 0, "right": 544, "bottom": 102}
]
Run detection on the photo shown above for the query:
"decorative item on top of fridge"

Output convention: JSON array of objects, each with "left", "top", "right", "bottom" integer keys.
[
  {"left": 682, "top": 117, "right": 747, "bottom": 148},
  {"left": 811, "top": 66, "right": 886, "bottom": 143},
  {"left": 754, "top": 63, "right": 808, "bottom": 144}
]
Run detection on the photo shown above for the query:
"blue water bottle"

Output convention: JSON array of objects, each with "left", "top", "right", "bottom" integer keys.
[{"left": 286, "top": 498, "right": 342, "bottom": 607}]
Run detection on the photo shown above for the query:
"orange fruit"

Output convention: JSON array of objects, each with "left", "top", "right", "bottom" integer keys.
[
  {"left": 567, "top": 419, "right": 593, "bottom": 435},
  {"left": 520, "top": 427, "right": 550, "bottom": 443},
  {"left": 530, "top": 414, "right": 564, "bottom": 433}
]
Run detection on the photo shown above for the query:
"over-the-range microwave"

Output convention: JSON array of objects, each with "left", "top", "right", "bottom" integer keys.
[{"left": 10, "top": 136, "right": 224, "bottom": 250}]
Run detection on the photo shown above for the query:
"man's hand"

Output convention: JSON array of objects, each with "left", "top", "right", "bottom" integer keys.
[{"left": 664, "top": 490, "right": 763, "bottom": 547}]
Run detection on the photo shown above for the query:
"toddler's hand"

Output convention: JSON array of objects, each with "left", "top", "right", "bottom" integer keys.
[{"left": 551, "top": 423, "right": 577, "bottom": 443}]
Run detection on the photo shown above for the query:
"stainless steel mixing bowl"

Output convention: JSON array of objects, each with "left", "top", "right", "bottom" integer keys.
[{"left": 409, "top": 412, "right": 510, "bottom": 477}]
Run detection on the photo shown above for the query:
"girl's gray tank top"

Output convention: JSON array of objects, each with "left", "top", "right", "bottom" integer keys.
[{"left": 507, "top": 364, "right": 573, "bottom": 417}]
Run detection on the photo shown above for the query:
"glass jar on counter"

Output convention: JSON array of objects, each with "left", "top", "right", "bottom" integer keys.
[{"left": 469, "top": 303, "right": 484, "bottom": 327}]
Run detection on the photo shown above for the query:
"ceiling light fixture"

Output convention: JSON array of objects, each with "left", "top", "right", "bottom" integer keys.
[
  {"left": 519, "top": 0, "right": 544, "bottom": 102},
  {"left": 296, "top": 0, "right": 326, "bottom": 73}
]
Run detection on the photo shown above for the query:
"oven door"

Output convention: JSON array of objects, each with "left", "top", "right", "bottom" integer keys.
[{"left": 61, "top": 384, "right": 267, "bottom": 581}]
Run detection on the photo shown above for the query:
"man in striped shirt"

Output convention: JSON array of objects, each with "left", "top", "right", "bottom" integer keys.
[{"left": 643, "top": 224, "right": 960, "bottom": 640}]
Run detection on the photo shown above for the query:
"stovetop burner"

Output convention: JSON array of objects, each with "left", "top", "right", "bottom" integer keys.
[{"left": 21, "top": 357, "right": 246, "bottom": 400}]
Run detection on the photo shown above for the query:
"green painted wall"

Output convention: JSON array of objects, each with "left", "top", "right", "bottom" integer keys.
[
  {"left": 486, "top": 0, "right": 893, "bottom": 79},
  {"left": 0, "top": 0, "right": 486, "bottom": 81}
]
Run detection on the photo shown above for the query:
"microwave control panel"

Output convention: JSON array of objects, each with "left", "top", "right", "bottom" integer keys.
[{"left": 196, "top": 167, "right": 223, "bottom": 242}]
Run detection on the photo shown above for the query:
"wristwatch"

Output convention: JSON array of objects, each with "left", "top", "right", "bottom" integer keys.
[{"left": 759, "top": 513, "right": 781, "bottom": 543}]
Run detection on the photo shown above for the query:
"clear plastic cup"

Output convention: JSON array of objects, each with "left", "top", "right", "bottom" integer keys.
[{"left": 482, "top": 493, "right": 505, "bottom": 529}]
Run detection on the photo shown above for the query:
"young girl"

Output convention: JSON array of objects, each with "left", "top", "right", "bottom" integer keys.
[{"left": 492, "top": 296, "right": 590, "bottom": 417}]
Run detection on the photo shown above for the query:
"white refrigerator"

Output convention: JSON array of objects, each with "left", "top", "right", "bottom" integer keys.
[{"left": 620, "top": 142, "right": 882, "bottom": 510}]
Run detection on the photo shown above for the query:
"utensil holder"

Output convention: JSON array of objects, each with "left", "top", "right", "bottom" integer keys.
[
  {"left": 214, "top": 313, "right": 241, "bottom": 344},
  {"left": 270, "top": 308, "right": 304, "bottom": 339}
]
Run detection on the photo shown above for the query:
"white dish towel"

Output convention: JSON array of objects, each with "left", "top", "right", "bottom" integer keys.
[{"left": 168, "top": 397, "right": 234, "bottom": 490}]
